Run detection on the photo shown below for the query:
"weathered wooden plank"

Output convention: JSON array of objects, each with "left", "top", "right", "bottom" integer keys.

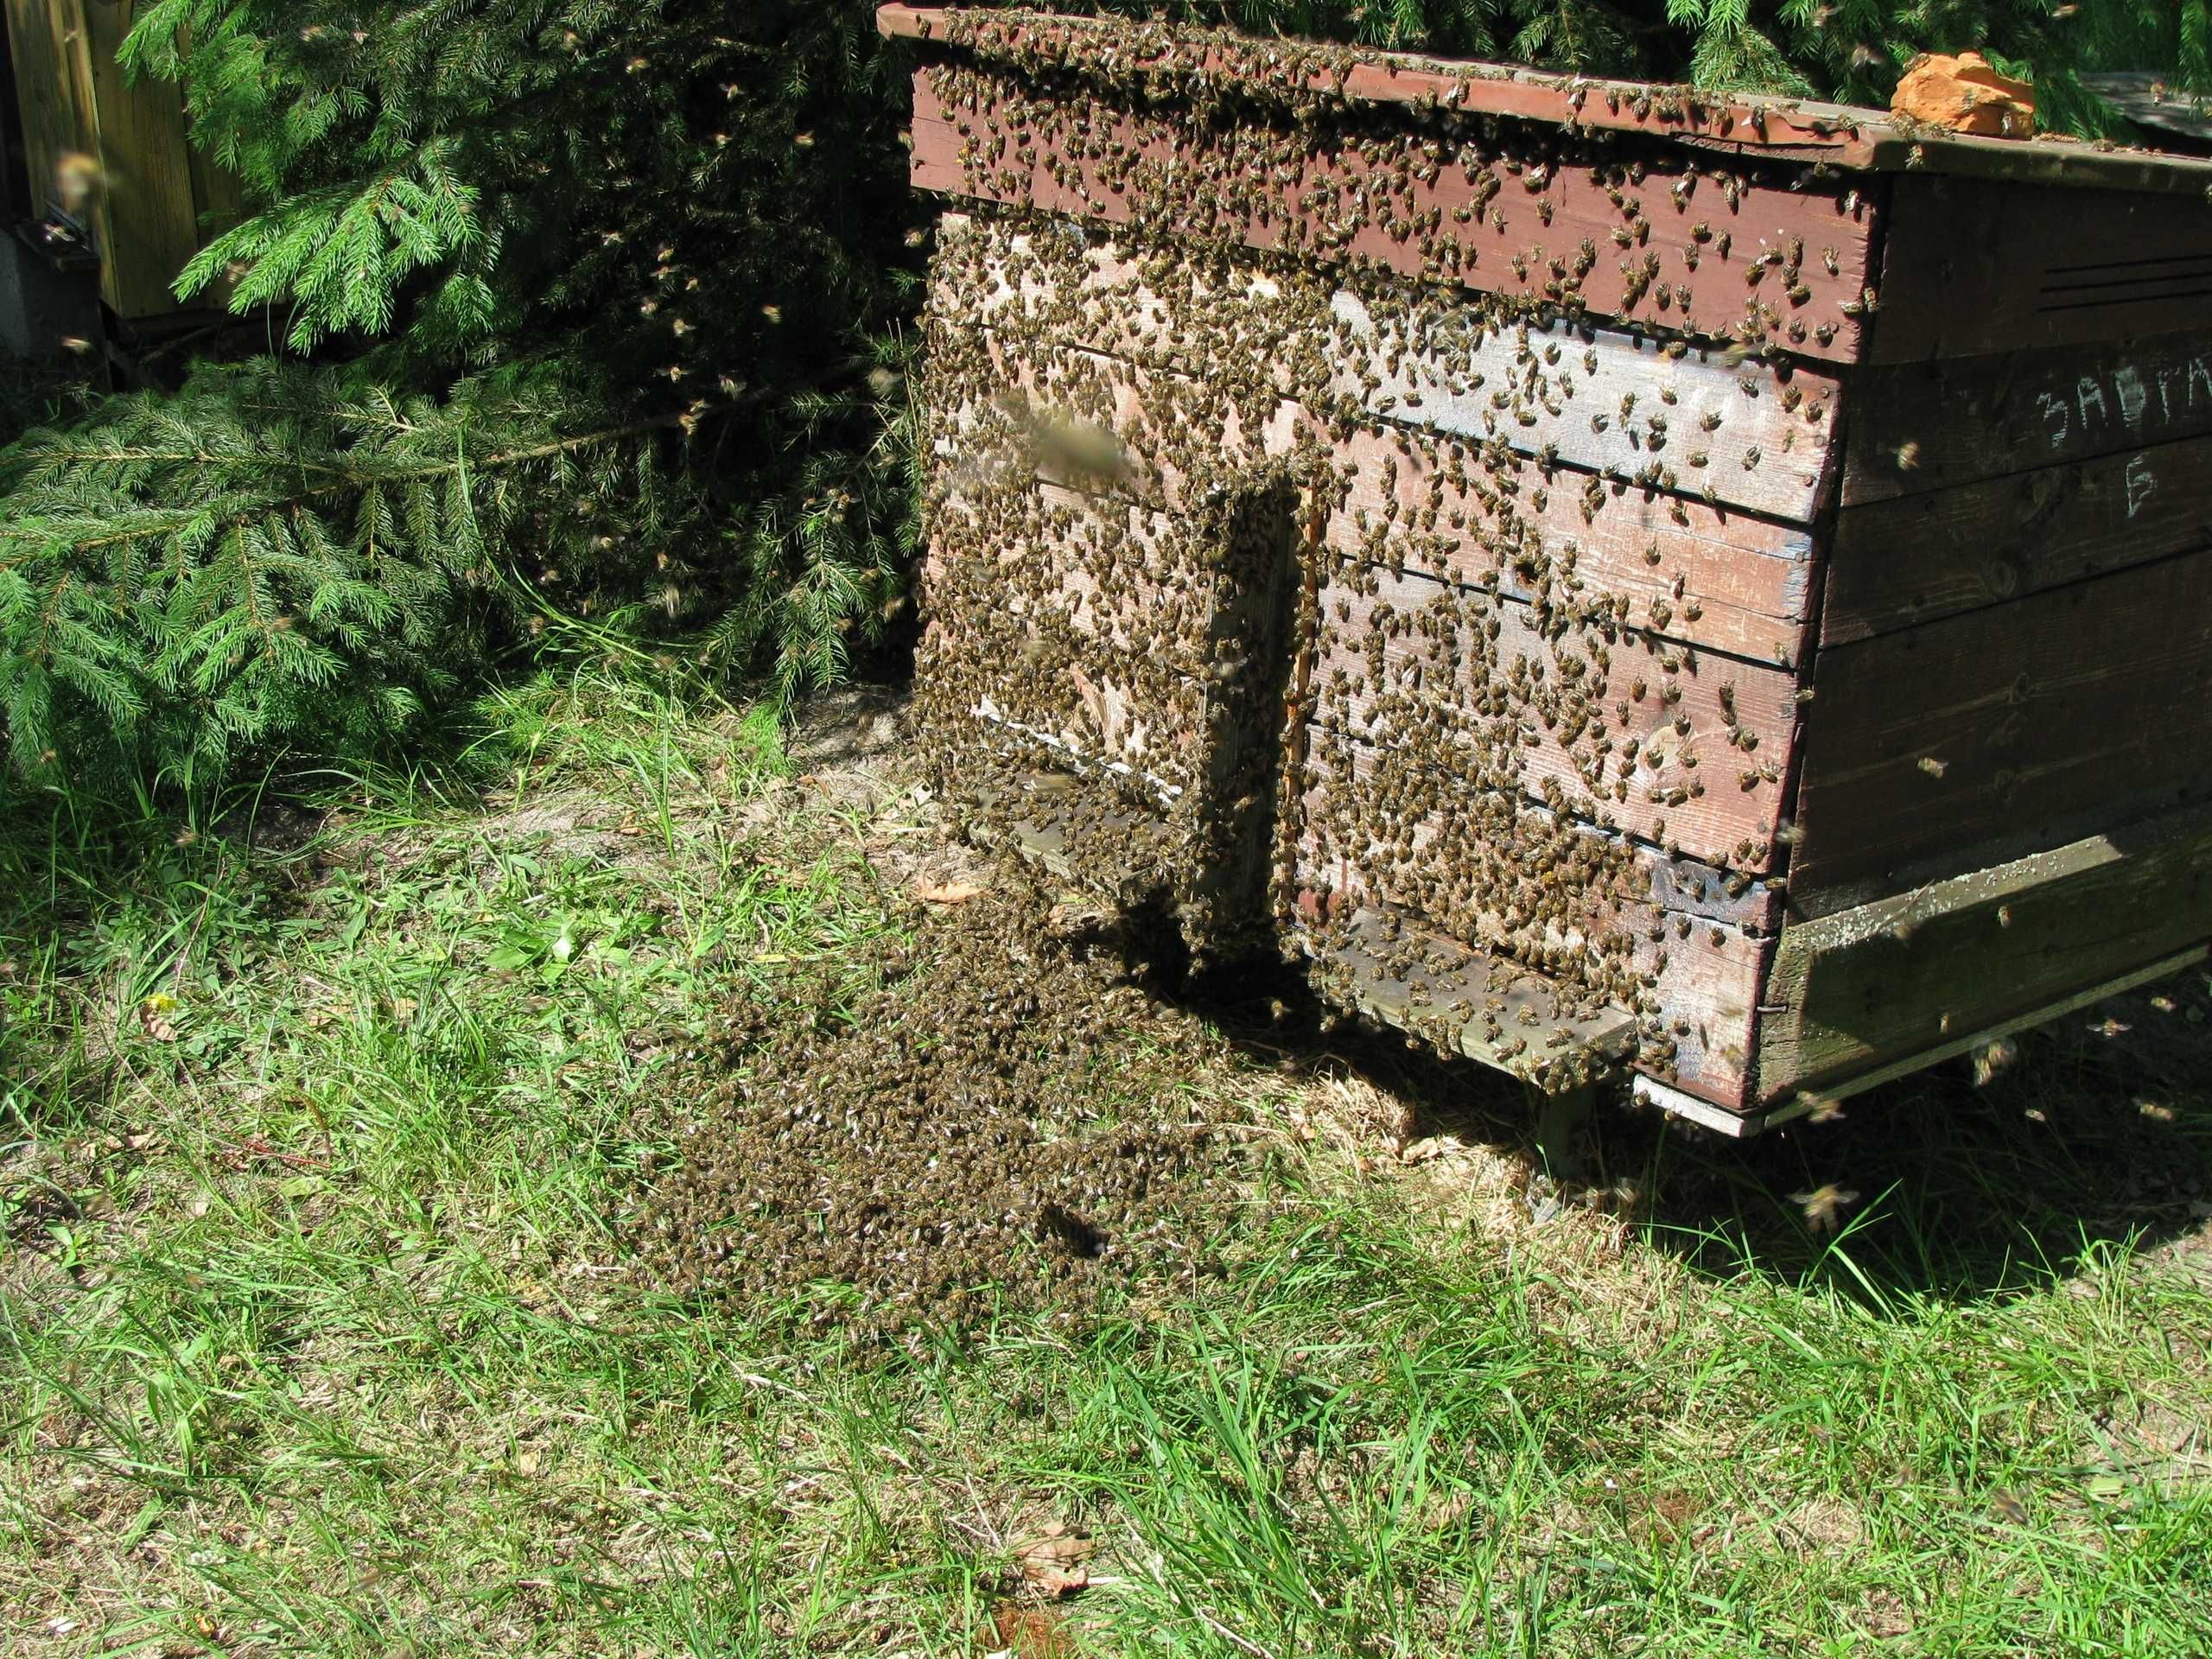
[
  {"left": 1325, "top": 289, "right": 1841, "bottom": 521},
  {"left": 186, "top": 88, "right": 247, "bottom": 256},
  {"left": 2082, "top": 72, "right": 2212, "bottom": 146},
  {"left": 937, "top": 386, "right": 1817, "bottom": 666},
  {"left": 969, "top": 776, "right": 1155, "bottom": 888},
  {"left": 1751, "top": 950, "right": 2208, "bottom": 1128},
  {"left": 1312, "top": 560, "right": 1798, "bottom": 869},
  {"left": 1758, "top": 800, "right": 2212, "bottom": 1102},
  {"left": 81, "top": 0, "right": 205, "bottom": 319},
  {"left": 5, "top": 0, "right": 99, "bottom": 219},
  {"left": 882, "top": 5, "right": 1867, "bottom": 154},
  {"left": 1291, "top": 744, "right": 1769, "bottom": 1106},
  {"left": 1324, "top": 423, "right": 1816, "bottom": 667},
  {"left": 1297, "top": 739, "right": 1783, "bottom": 931},
  {"left": 1789, "top": 548, "right": 2212, "bottom": 896},
  {"left": 1824, "top": 429, "right": 2212, "bottom": 643},
  {"left": 1840, "top": 329, "right": 2212, "bottom": 506},
  {"left": 913, "top": 68, "right": 1875, "bottom": 361},
  {"left": 925, "top": 468, "right": 1804, "bottom": 889},
  {"left": 1303, "top": 906, "right": 1639, "bottom": 1093},
  {"left": 1872, "top": 175, "right": 2212, "bottom": 364},
  {"left": 922, "top": 482, "right": 1217, "bottom": 789},
  {"left": 930, "top": 327, "right": 1808, "bottom": 866},
  {"left": 923, "top": 447, "right": 1299, "bottom": 807},
  {"left": 931, "top": 482, "right": 1256, "bottom": 675},
  {"left": 4, "top": 0, "right": 230, "bottom": 320},
  {"left": 1847, "top": 130, "right": 2212, "bottom": 196},
  {"left": 927, "top": 300, "right": 1303, "bottom": 508},
  {"left": 920, "top": 605, "right": 1205, "bottom": 789},
  {"left": 944, "top": 217, "right": 1844, "bottom": 521}
]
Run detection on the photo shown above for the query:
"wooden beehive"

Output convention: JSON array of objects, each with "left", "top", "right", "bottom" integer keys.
[
  {"left": 886, "top": 3, "right": 2212, "bottom": 1131},
  {"left": 6, "top": 0, "right": 241, "bottom": 319}
]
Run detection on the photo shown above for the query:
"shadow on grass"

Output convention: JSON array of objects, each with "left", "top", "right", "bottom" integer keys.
[
  {"left": 1179, "top": 949, "right": 2212, "bottom": 1310},
  {"left": 0, "top": 647, "right": 733, "bottom": 1133},
  {"left": 1638, "top": 975, "right": 2212, "bottom": 1306}
]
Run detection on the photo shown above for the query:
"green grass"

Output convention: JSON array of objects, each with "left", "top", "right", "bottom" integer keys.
[{"left": 3, "top": 658, "right": 2209, "bottom": 1656}]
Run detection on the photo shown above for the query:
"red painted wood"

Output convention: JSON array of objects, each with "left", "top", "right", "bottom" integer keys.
[
  {"left": 1309, "top": 560, "right": 1799, "bottom": 869},
  {"left": 880, "top": 3, "right": 1867, "bottom": 154},
  {"left": 912, "top": 70, "right": 1875, "bottom": 361}
]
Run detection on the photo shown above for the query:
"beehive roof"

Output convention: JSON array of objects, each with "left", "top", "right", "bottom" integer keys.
[{"left": 879, "top": 4, "right": 2212, "bottom": 196}]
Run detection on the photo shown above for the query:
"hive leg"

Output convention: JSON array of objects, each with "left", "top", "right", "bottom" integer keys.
[{"left": 1527, "top": 1081, "right": 1599, "bottom": 1221}]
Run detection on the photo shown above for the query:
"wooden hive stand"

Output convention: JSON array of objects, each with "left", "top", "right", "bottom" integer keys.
[{"left": 885, "top": 3, "right": 2212, "bottom": 1135}]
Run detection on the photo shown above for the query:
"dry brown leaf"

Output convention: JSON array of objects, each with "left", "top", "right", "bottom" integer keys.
[
  {"left": 914, "top": 880, "right": 985, "bottom": 906},
  {"left": 990, "top": 1601, "right": 1076, "bottom": 1658},
  {"left": 138, "top": 995, "right": 180, "bottom": 1043},
  {"left": 1046, "top": 899, "right": 1109, "bottom": 933},
  {"left": 1013, "top": 1522, "right": 1095, "bottom": 1599}
]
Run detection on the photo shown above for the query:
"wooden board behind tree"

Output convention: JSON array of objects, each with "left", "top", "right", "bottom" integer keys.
[{"left": 4, "top": 0, "right": 241, "bottom": 318}]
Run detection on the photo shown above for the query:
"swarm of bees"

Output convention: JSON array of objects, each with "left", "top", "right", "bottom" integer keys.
[
  {"left": 629, "top": 876, "right": 1247, "bottom": 1334},
  {"left": 908, "top": 12, "right": 1866, "bottom": 1104}
]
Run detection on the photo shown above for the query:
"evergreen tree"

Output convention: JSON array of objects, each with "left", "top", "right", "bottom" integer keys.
[
  {"left": 3, "top": 0, "right": 922, "bottom": 797},
  {"left": 1, "top": 0, "right": 2203, "bottom": 799}
]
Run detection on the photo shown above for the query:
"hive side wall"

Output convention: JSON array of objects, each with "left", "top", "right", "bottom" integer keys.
[
  {"left": 900, "top": 29, "right": 1913, "bottom": 1110},
  {"left": 1789, "top": 191, "right": 2212, "bottom": 910},
  {"left": 919, "top": 204, "right": 1843, "bottom": 1107},
  {"left": 1765, "top": 188, "right": 2212, "bottom": 1103}
]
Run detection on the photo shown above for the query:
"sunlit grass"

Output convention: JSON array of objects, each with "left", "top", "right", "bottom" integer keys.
[{"left": 4, "top": 653, "right": 2209, "bottom": 1656}]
